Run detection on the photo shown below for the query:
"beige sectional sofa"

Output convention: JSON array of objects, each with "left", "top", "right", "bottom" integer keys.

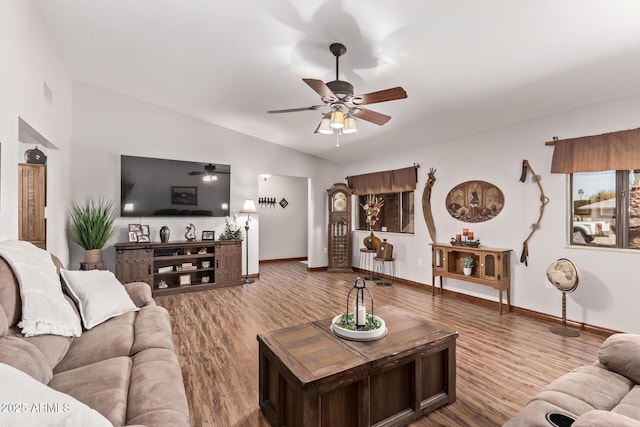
[
  {"left": 0, "top": 253, "right": 189, "bottom": 426},
  {"left": 504, "top": 333, "right": 640, "bottom": 427}
]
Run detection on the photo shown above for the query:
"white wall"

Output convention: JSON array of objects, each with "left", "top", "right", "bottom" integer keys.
[
  {"left": 0, "top": 1, "right": 72, "bottom": 264},
  {"left": 348, "top": 92, "right": 640, "bottom": 334},
  {"left": 70, "top": 82, "right": 343, "bottom": 273},
  {"left": 258, "top": 175, "right": 308, "bottom": 261}
]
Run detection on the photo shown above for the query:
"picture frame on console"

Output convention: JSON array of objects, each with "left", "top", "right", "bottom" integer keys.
[
  {"left": 128, "top": 231, "right": 138, "bottom": 242},
  {"left": 202, "top": 230, "right": 215, "bottom": 240}
]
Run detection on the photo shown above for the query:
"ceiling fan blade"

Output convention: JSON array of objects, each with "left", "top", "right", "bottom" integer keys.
[
  {"left": 350, "top": 107, "right": 392, "bottom": 126},
  {"left": 352, "top": 87, "right": 407, "bottom": 106},
  {"left": 303, "top": 78, "right": 337, "bottom": 102},
  {"left": 267, "top": 105, "right": 324, "bottom": 114},
  {"left": 188, "top": 171, "right": 204, "bottom": 176}
]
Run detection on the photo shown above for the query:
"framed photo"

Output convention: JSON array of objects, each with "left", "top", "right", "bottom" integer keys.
[
  {"left": 141, "top": 225, "right": 150, "bottom": 236},
  {"left": 128, "top": 231, "right": 138, "bottom": 242},
  {"left": 137, "top": 235, "right": 150, "bottom": 243},
  {"left": 171, "top": 186, "right": 198, "bottom": 205},
  {"left": 128, "top": 224, "right": 142, "bottom": 233},
  {"left": 202, "top": 230, "right": 215, "bottom": 240},
  {"left": 179, "top": 274, "right": 191, "bottom": 286}
]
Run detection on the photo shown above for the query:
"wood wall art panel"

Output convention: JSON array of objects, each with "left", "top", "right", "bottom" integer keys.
[{"left": 445, "top": 180, "right": 504, "bottom": 223}]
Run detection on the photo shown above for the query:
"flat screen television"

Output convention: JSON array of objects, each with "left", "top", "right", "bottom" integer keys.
[{"left": 120, "top": 155, "right": 231, "bottom": 217}]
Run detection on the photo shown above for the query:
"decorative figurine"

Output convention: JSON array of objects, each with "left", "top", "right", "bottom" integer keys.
[
  {"left": 160, "top": 226, "right": 170, "bottom": 242},
  {"left": 185, "top": 223, "right": 196, "bottom": 241}
]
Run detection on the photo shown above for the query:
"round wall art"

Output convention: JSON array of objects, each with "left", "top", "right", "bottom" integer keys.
[{"left": 445, "top": 180, "right": 504, "bottom": 223}]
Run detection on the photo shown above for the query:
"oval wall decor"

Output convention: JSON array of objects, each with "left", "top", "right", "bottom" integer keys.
[{"left": 445, "top": 180, "right": 504, "bottom": 223}]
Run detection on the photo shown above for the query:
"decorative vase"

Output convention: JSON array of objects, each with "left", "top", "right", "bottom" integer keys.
[
  {"left": 160, "top": 226, "right": 170, "bottom": 243},
  {"left": 463, "top": 267, "right": 472, "bottom": 276},
  {"left": 363, "top": 231, "right": 381, "bottom": 251},
  {"left": 84, "top": 249, "right": 103, "bottom": 264},
  {"left": 377, "top": 239, "right": 394, "bottom": 260}
]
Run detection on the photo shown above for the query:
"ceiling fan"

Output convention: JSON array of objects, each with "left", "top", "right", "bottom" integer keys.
[
  {"left": 267, "top": 43, "right": 407, "bottom": 135},
  {"left": 188, "top": 163, "right": 217, "bottom": 181}
]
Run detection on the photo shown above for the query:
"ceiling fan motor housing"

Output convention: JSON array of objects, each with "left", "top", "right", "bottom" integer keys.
[{"left": 325, "top": 80, "right": 353, "bottom": 101}]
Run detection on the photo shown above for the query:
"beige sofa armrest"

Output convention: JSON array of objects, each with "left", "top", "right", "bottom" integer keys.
[
  {"left": 573, "top": 410, "right": 640, "bottom": 427},
  {"left": 123, "top": 282, "right": 155, "bottom": 307}
]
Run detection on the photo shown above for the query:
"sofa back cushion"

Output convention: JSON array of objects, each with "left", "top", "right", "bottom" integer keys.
[
  {"left": 599, "top": 333, "right": 640, "bottom": 384},
  {"left": 0, "top": 336, "right": 53, "bottom": 383},
  {"left": 0, "top": 257, "right": 21, "bottom": 327},
  {"left": 0, "top": 304, "right": 7, "bottom": 337}
]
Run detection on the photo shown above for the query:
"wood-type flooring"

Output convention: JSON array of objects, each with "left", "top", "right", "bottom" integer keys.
[{"left": 156, "top": 261, "right": 608, "bottom": 427}]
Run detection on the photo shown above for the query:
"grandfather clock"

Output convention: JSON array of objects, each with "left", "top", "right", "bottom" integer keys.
[{"left": 327, "top": 183, "right": 353, "bottom": 272}]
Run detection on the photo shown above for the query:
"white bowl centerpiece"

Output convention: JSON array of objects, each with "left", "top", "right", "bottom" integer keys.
[
  {"left": 330, "top": 277, "right": 387, "bottom": 341},
  {"left": 331, "top": 312, "right": 387, "bottom": 341}
]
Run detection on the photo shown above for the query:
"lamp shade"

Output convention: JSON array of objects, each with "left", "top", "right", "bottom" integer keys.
[
  {"left": 318, "top": 117, "right": 333, "bottom": 134},
  {"left": 330, "top": 110, "right": 345, "bottom": 129},
  {"left": 240, "top": 199, "right": 257, "bottom": 214},
  {"left": 342, "top": 117, "right": 357, "bottom": 134}
]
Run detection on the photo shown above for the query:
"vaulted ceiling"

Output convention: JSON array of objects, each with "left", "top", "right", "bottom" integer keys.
[{"left": 33, "top": 0, "right": 640, "bottom": 164}]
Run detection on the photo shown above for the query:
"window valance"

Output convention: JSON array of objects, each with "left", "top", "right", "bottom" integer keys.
[
  {"left": 347, "top": 165, "right": 418, "bottom": 195},
  {"left": 550, "top": 127, "right": 640, "bottom": 173}
]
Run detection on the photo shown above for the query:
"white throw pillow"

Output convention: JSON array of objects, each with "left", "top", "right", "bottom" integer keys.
[
  {"left": 61, "top": 269, "right": 139, "bottom": 329},
  {"left": 0, "top": 362, "right": 112, "bottom": 426}
]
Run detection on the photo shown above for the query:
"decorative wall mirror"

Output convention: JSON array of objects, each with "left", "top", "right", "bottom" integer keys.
[{"left": 445, "top": 180, "right": 504, "bottom": 223}]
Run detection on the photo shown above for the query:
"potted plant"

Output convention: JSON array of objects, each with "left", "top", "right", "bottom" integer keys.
[
  {"left": 461, "top": 255, "right": 474, "bottom": 276},
  {"left": 67, "top": 198, "right": 117, "bottom": 264},
  {"left": 219, "top": 216, "right": 244, "bottom": 240}
]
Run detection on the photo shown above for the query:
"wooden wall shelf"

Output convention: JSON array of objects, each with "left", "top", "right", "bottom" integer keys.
[
  {"left": 430, "top": 243, "right": 511, "bottom": 314},
  {"left": 115, "top": 240, "right": 242, "bottom": 296}
]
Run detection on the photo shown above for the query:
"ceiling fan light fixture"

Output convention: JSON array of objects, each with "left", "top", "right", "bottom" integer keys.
[
  {"left": 318, "top": 117, "right": 333, "bottom": 134},
  {"left": 202, "top": 174, "right": 218, "bottom": 182},
  {"left": 342, "top": 116, "right": 357, "bottom": 134},
  {"left": 330, "top": 110, "right": 345, "bottom": 129}
]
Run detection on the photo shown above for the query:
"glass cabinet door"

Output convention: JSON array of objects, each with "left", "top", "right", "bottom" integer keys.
[
  {"left": 433, "top": 247, "right": 446, "bottom": 271},
  {"left": 481, "top": 252, "right": 498, "bottom": 281}
]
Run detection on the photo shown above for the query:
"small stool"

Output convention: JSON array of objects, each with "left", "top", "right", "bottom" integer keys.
[
  {"left": 359, "top": 248, "right": 377, "bottom": 280},
  {"left": 373, "top": 257, "right": 395, "bottom": 286}
]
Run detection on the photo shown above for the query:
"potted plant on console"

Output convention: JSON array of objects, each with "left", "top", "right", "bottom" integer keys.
[
  {"left": 67, "top": 197, "right": 117, "bottom": 266},
  {"left": 461, "top": 255, "right": 474, "bottom": 276}
]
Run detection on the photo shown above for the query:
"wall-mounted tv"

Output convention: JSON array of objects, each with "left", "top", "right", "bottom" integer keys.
[{"left": 120, "top": 155, "right": 231, "bottom": 217}]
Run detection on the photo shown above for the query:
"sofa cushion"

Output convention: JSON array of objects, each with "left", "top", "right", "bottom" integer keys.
[
  {"left": 54, "top": 311, "right": 136, "bottom": 373},
  {"left": 599, "top": 333, "right": 640, "bottom": 384},
  {"left": 0, "top": 336, "right": 53, "bottom": 383},
  {"left": 126, "top": 347, "right": 190, "bottom": 427},
  {"left": 23, "top": 333, "right": 73, "bottom": 370},
  {"left": 0, "top": 363, "right": 111, "bottom": 427},
  {"left": 49, "top": 356, "right": 131, "bottom": 427},
  {"left": 614, "top": 385, "right": 640, "bottom": 421},
  {"left": 124, "top": 281, "right": 155, "bottom": 307},
  {"left": 131, "top": 305, "right": 175, "bottom": 355},
  {"left": 537, "top": 365, "right": 633, "bottom": 411},
  {"left": 61, "top": 269, "right": 139, "bottom": 329},
  {"left": 573, "top": 409, "right": 640, "bottom": 427},
  {"left": 0, "top": 303, "right": 7, "bottom": 337},
  {"left": 0, "top": 257, "right": 20, "bottom": 327}
]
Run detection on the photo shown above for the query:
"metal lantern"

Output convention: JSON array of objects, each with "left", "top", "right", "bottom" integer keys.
[{"left": 346, "top": 276, "right": 374, "bottom": 329}]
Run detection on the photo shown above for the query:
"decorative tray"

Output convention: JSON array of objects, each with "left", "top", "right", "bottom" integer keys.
[{"left": 450, "top": 238, "right": 481, "bottom": 248}]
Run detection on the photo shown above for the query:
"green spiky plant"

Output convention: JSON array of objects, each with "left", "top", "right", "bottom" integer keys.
[{"left": 67, "top": 198, "right": 117, "bottom": 250}]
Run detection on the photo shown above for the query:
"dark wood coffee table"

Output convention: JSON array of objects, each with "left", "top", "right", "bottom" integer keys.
[{"left": 257, "top": 306, "right": 458, "bottom": 427}]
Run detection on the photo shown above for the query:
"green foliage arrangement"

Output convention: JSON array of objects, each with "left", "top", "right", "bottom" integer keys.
[
  {"left": 461, "top": 255, "right": 474, "bottom": 268},
  {"left": 336, "top": 312, "right": 382, "bottom": 331},
  {"left": 218, "top": 216, "right": 244, "bottom": 240},
  {"left": 67, "top": 198, "right": 117, "bottom": 250}
]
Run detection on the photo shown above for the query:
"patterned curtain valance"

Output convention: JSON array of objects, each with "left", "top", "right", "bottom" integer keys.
[
  {"left": 347, "top": 165, "right": 419, "bottom": 195},
  {"left": 550, "top": 127, "right": 640, "bottom": 173}
]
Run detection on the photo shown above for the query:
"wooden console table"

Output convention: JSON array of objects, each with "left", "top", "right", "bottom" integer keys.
[
  {"left": 430, "top": 243, "right": 511, "bottom": 314},
  {"left": 114, "top": 240, "right": 242, "bottom": 296},
  {"left": 258, "top": 306, "right": 458, "bottom": 427}
]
